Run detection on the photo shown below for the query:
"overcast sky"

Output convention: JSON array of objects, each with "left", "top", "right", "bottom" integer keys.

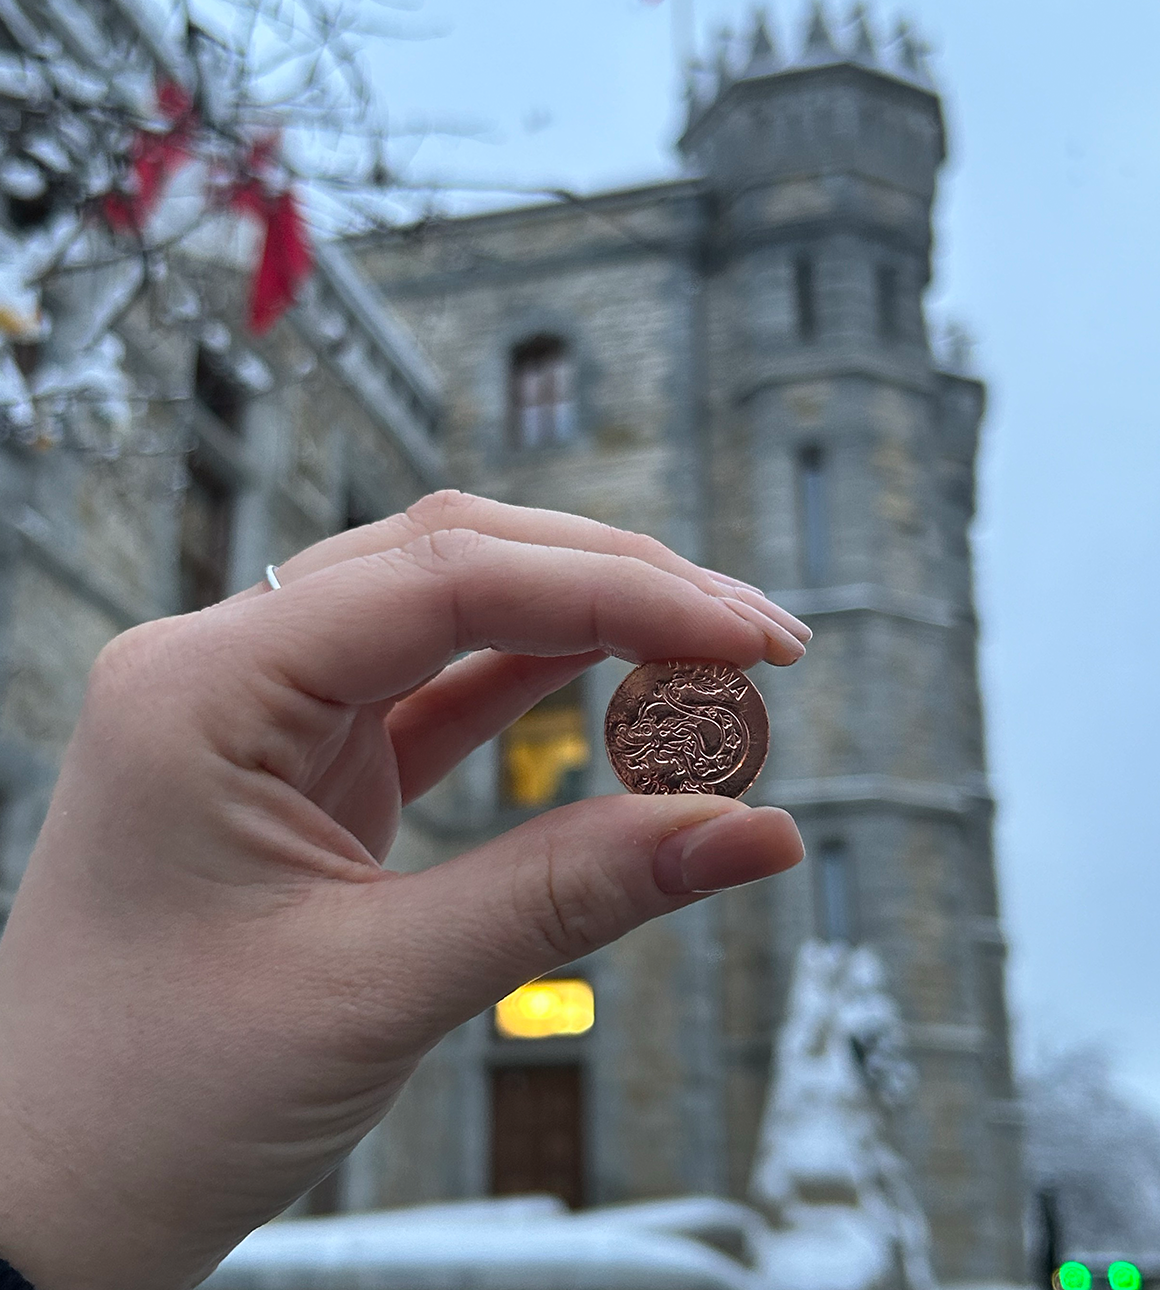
[{"left": 358, "top": 0, "right": 1160, "bottom": 1109}]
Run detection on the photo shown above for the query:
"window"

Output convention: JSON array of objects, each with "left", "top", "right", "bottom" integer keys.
[
  {"left": 491, "top": 1065, "right": 584, "bottom": 1208},
  {"left": 798, "top": 445, "right": 829, "bottom": 585},
  {"left": 501, "top": 678, "right": 589, "bottom": 808},
  {"left": 179, "top": 455, "right": 233, "bottom": 611},
  {"left": 495, "top": 979, "right": 595, "bottom": 1040},
  {"left": 876, "top": 263, "right": 900, "bottom": 341},
  {"left": 194, "top": 346, "right": 244, "bottom": 434},
  {"left": 794, "top": 253, "right": 818, "bottom": 342},
  {"left": 816, "top": 838, "right": 854, "bottom": 942},
  {"left": 509, "top": 335, "right": 575, "bottom": 448}
]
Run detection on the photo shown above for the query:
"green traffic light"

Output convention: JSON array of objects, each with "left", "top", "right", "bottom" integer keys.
[
  {"left": 1108, "top": 1263, "right": 1142, "bottom": 1290},
  {"left": 1058, "top": 1263, "right": 1093, "bottom": 1290}
]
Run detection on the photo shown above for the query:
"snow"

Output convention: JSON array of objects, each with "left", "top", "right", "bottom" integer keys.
[
  {"left": 142, "top": 155, "right": 213, "bottom": 249},
  {"left": 0, "top": 53, "right": 49, "bottom": 103},
  {"left": 46, "top": 57, "right": 108, "bottom": 105},
  {"left": 233, "top": 350, "right": 274, "bottom": 394},
  {"left": 43, "top": 0, "right": 111, "bottom": 65},
  {"left": 0, "top": 215, "right": 78, "bottom": 340},
  {"left": 0, "top": 352, "right": 35, "bottom": 429},
  {"left": 190, "top": 947, "right": 946, "bottom": 1290},
  {"left": 0, "top": 0, "right": 46, "bottom": 53},
  {"left": 195, "top": 950, "right": 943, "bottom": 1290},
  {"left": 201, "top": 320, "right": 232, "bottom": 354},
  {"left": 750, "top": 941, "right": 935, "bottom": 1290},
  {"left": 204, "top": 1199, "right": 765, "bottom": 1290},
  {"left": 49, "top": 244, "right": 144, "bottom": 355},
  {"left": 0, "top": 156, "right": 47, "bottom": 200},
  {"left": 30, "top": 331, "right": 134, "bottom": 443},
  {"left": 1025, "top": 1045, "right": 1160, "bottom": 1255},
  {"left": 24, "top": 132, "right": 73, "bottom": 175},
  {"left": 571, "top": 1196, "right": 767, "bottom": 1259},
  {"left": 104, "top": 0, "right": 190, "bottom": 87}
]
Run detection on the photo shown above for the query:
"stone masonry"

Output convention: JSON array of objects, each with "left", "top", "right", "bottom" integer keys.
[
  {"left": 0, "top": 1, "right": 1023, "bottom": 1281},
  {"left": 348, "top": 9, "right": 1024, "bottom": 1283}
]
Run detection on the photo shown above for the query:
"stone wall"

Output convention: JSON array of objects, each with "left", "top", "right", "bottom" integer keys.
[{"left": 350, "top": 43, "right": 1023, "bottom": 1285}]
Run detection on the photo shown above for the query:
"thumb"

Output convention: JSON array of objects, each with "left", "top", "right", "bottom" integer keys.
[{"left": 359, "top": 795, "right": 804, "bottom": 1045}]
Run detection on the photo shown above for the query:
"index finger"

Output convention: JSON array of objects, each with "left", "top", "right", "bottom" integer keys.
[
  {"left": 264, "top": 490, "right": 812, "bottom": 646},
  {"left": 243, "top": 529, "right": 797, "bottom": 706}
]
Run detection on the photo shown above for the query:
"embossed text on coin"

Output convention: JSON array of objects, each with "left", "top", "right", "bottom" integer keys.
[{"left": 604, "top": 660, "right": 769, "bottom": 799}]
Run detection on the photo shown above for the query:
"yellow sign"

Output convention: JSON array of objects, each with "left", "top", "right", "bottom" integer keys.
[{"left": 495, "top": 979, "right": 595, "bottom": 1039}]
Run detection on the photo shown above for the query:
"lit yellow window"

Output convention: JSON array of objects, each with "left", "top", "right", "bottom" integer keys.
[
  {"left": 501, "top": 680, "right": 589, "bottom": 808},
  {"left": 495, "top": 979, "right": 595, "bottom": 1039}
]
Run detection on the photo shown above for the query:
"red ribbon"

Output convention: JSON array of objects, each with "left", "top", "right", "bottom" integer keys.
[
  {"left": 226, "top": 139, "right": 313, "bottom": 334},
  {"left": 103, "top": 82, "right": 194, "bottom": 233},
  {"left": 104, "top": 97, "right": 313, "bottom": 335}
]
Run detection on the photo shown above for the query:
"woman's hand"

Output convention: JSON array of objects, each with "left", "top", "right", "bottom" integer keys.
[{"left": 0, "top": 491, "right": 807, "bottom": 1290}]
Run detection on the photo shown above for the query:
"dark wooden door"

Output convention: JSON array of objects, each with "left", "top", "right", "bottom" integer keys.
[{"left": 490, "top": 1064, "right": 584, "bottom": 1208}]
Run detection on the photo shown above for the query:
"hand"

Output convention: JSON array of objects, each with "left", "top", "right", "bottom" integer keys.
[{"left": 0, "top": 491, "right": 807, "bottom": 1290}]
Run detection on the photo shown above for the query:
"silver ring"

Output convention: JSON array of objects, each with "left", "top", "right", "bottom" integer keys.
[{"left": 265, "top": 564, "right": 282, "bottom": 591}]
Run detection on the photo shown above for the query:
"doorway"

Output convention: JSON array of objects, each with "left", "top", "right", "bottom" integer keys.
[{"left": 490, "top": 1063, "right": 584, "bottom": 1208}]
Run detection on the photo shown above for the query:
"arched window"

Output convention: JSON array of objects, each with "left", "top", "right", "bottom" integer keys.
[{"left": 509, "top": 335, "right": 575, "bottom": 448}]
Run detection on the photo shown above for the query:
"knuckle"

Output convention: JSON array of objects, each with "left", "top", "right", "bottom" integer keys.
[
  {"left": 516, "top": 843, "right": 607, "bottom": 963},
  {"left": 405, "top": 489, "right": 478, "bottom": 533},
  {"left": 87, "top": 619, "right": 175, "bottom": 700},
  {"left": 358, "top": 513, "right": 406, "bottom": 544},
  {"left": 397, "top": 526, "right": 486, "bottom": 574},
  {"left": 620, "top": 527, "right": 669, "bottom": 567}
]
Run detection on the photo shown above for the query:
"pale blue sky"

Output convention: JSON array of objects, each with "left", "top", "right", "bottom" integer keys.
[{"left": 358, "top": 1, "right": 1160, "bottom": 1108}]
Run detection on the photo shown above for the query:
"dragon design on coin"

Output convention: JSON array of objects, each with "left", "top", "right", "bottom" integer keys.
[{"left": 607, "top": 662, "right": 752, "bottom": 794}]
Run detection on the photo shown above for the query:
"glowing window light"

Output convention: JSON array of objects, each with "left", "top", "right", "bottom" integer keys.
[
  {"left": 502, "top": 705, "right": 589, "bottom": 808},
  {"left": 495, "top": 979, "right": 594, "bottom": 1039},
  {"left": 1057, "top": 1264, "right": 1093, "bottom": 1290},
  {"left": 1108, "top": 1264, "right": 1142, "bottom": 1290}
]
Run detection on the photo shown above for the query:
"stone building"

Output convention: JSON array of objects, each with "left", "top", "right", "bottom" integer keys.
[
  {"left": 341, "top": 6, "right": 1024, "bottom": 1284},
  {"left": 0, "top": 236, "right": 441, "bottom": 893},
  {"left": 0, "top": 0, "right": 1023, "bottom": 1282}
]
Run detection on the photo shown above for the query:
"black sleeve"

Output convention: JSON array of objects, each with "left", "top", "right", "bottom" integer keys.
[{"left": 0, "top": 1259, "right": 34, "bottom": 1289}]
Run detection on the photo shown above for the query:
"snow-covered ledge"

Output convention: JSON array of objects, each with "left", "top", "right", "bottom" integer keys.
[{"left": 203, "top": 1196, "right": 764, "bottom": 1290}]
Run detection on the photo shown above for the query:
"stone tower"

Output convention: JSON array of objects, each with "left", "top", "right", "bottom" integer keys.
[
  {"left": 682, "top": 7, "right": 1022, "bottom": 1278},
  {"left": 351, "top": 6, "right": 1023, "bottom": 1282}
]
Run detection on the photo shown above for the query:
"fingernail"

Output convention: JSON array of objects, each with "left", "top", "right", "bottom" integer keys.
[
  {"left": 720, "top": 597, "right": 807, "bottom": 663},
  {"left": 654, "top": 808, "right": 797, "bottom": 895},
  {"left": 709, "top": 579, "right": 813, "bottom": 644}
]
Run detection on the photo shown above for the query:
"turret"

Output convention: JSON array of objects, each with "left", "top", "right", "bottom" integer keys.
[{"left": 680, "top": 5, "right": 945, "bottom": 203}]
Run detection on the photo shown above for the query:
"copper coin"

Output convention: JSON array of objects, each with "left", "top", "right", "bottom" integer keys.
[{"left": 604, "top": 660, "right": 769, "bottom": 798}]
